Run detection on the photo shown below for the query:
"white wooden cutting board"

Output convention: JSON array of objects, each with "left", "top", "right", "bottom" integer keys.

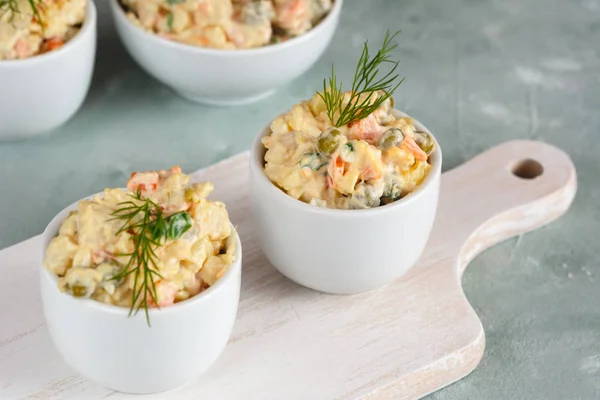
[{"left": 0, "top": 140, "right": 576, "bottom": 400}]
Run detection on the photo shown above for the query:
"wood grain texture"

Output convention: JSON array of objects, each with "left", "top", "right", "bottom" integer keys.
[{"left": 0, "top": 140, "right": 576, "bottom": 400}]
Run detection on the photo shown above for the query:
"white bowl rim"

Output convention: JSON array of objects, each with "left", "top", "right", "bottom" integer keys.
[
  {"left": 109, "top": 0, "right": 343, "bottom": 57},
  {"left": 40, "top": 191, "right": 242, "bottom": 317},
  {"left": 0, "top": 0, "right": 96, "bottom": 68},
  {"left": 250, "top": 109, "right": 443, "bottom": 217}
]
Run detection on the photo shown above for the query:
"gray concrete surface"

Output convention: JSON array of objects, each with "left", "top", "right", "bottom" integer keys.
[{"left": 0, "top": 0, "right": 598, "bottom": 398}]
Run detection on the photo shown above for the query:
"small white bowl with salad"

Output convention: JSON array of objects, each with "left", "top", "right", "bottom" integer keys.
[
  {"left": 109, "top": 0, "right": 343, "bottom": 106},
  {"left": 0, "top": 0, "right": 96, "bottom": 141},
  {"left": 250, "top": 31, "right": 442, "bottom": 294},
  {"left": 40, "top": 166, "right": 242, "bottom": 394}
]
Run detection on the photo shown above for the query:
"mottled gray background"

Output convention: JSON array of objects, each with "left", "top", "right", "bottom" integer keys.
[{"left": 0, "top": 0, "right": 598, "bottom": 398}]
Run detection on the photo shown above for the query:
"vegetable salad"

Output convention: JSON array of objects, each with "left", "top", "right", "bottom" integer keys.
[
  {"left": 43, "top": 166, "right": 235, "bottom": 308},
  {"left": 262, "top": 92, "right": 436, "bottom": 209},
  {"left": 0, "top": 0, "right": 85, "bottom": 60},
  {"left": 121, "top": 0, "right": 333, "bottom": 49}
]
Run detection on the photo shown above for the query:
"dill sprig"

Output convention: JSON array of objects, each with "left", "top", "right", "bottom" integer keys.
[
  {"left": 110, "top": 191, "right": 192, "bottom": 326},
  {"left": 0, "top": 0, "right": 45, "bottom": 28},
  {"left": 319, "top": 30, "right": 404, "bottom": 127}
]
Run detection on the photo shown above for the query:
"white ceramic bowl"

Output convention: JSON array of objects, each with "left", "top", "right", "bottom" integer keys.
[
  {"left": 249, "top": 111, "right": 442, "bottom": 294},
  {"left": 40, "top": 195, "right": 242, "bottom": 394},
  {"left": 109, "top": 0, "right": 342, "bottom": 106},
  {"left": 0, "top": 0, "right": 96, "bottom": 141}
]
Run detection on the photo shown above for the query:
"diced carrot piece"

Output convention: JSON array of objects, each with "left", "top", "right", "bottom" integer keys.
[
  {"left": 127, "top": 171, "right": 160, "bottom": 193},
  {"left": 41, "top": 38, "right": 65, "bottom": 53},
  {"left": 14, "top": 39, "right": 29, "bottom": 58},
  {"left": 347, "top": 114, "right": 386, "bottom": 144},
  {"left": 147, "top": 281, "right": 177, "bottom": 307},
  {"left": 401, "top": 136, "right": 428, "bottom": 161}
]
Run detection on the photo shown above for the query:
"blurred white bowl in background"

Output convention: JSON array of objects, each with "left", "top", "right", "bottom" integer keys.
[
  {"left": 109, "top": 0, "right": 343, "bottom": 106},
  {"left": 0, "top": 0, "right": 96, "bottom": 141}
]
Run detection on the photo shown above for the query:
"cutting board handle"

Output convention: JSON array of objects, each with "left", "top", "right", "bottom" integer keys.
[{"left": 424, "top": 140, "right": 577, "bottom": 273}]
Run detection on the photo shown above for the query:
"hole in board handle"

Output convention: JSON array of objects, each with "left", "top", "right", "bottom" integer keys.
[{"left": 512, "top": 159, "right": 544, "bottom": 179}]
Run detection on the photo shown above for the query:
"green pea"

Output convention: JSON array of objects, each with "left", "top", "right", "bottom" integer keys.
[
  {"left": 378, "top": 128, "right": 405, "bottom": 150},
  {"left": 317, "top": 128, "right": 342, "bottom": 155},
  {"left": 71, "top": 284, "right": 88, "bottom": 298},
  {"left": 348, "top": 183, "right": 381, "bottom": 209},
  {"left": 414, "top": 131, "right": 435, "bottom": 155},
  {"left": 381, "top": 182, "right": 402, "bottom": 205}
]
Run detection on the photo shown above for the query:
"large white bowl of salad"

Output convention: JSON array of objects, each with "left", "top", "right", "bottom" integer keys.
[
  {"left": 250, "top": 31, "right": 443, "bottom": 294},
  {"left": 40, "top": 166, "right": 242, "bottom": 393},
  {"left": 109, "top": 0, "right": 343, "bottom": 106},
  {"left": 250, "top": 99, "right": 442, "bottom": 294},
  {"left": 0, "top": 0, "right": 96, "bottom": 140}
]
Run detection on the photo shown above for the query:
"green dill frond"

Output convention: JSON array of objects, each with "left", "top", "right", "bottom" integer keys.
[
  {"left": 319, "top": 30, "right": 404, "bottom": 127},
  {"left": 110, "top": 190, "right": 192, "bottom": 326},
  {"left": 0, "top": 0, "right": 45, "bottom": 27}
]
